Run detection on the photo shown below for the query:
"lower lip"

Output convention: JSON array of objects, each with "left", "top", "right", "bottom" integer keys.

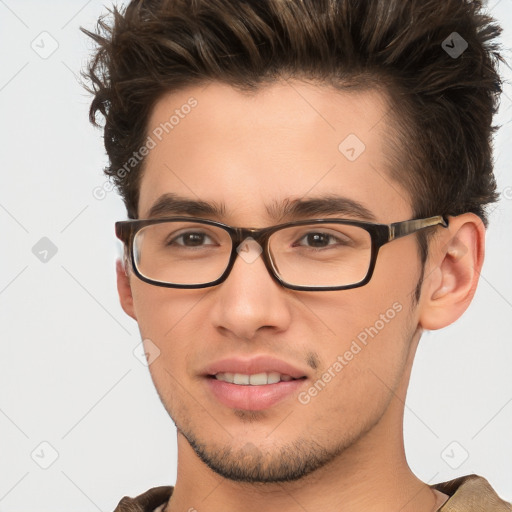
[{"left": 205, "top": 377, "right": 305, "bottom": 411}]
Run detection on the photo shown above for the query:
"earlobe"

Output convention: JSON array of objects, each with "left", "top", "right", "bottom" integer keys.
[
  {"left": 419, "top": 214, "right": 485, "bottom": 331},
  {"left": 116, "top": 258, "right": 137, "bottom": 320}
]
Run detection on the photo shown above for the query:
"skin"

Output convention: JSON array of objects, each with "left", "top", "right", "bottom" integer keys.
[{"left": 116, "top": 80, "right": 485, "bottom": 512}]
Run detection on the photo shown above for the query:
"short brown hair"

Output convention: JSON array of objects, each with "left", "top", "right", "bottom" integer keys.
[{"left": 83, "top": 0, "right": 503, "bottom": 231}]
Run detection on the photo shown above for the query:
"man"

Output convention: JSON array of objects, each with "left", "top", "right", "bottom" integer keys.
[{"left": 83, "top": 0, "right": 511, "bottom": 510}]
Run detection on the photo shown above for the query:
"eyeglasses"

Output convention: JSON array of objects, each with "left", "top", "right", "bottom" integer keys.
[{"left": 115, "top": 215, "right": 448, "bottom": 291}]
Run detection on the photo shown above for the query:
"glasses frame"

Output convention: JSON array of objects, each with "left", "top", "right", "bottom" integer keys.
[{"left": 115, "top": 215, "right": 448, "bottom": 291}]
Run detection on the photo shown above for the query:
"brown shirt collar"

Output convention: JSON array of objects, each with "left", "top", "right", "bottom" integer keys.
[
  {"left": 113, "top": 474, "right": 511, "bottom": 512},
  {"left": 433, "top": 474, "right": 512, "bottom": 511}
]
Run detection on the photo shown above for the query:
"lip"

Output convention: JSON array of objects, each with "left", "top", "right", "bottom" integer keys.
[
  {"left": 206, "top": 378, "right": 305, "bottom": 411},
  {"left": 202, "top": 356, "right": 309, "bottom": 411}
]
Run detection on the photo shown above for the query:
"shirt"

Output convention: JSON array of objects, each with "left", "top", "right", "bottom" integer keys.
[{"left": 113, "top": 474, "right": 512, "bottom": 512}]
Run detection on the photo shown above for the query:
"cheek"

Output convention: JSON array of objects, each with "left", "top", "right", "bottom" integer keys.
[
  {"left": 132, "top": 289, "right": 203, "bottom": 417},
  {"left": 297, "top": 301, "right": 413, "bottom": 436},
  {"left": 130, "top": 284, "right": 208, "bottom": 382},
  {"left": 297, "top": 267, "right": 415, "bottom": 409},
  {"left": 131, "top": 283, "right": 206, "bottom": 337},
  {"left": 373, "top": 238, "right": 423, "bottom": 301}
]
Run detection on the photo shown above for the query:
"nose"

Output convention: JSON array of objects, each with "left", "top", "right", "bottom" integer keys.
[{"left": 209, "top": 238, "right": 292, "bottom": 341}]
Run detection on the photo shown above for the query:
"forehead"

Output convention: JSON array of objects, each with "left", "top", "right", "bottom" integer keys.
[{"left": 139, "top": 80, "right": 412, "bottom": 224}]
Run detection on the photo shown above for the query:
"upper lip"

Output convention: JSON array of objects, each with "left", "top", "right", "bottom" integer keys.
[{"left": 203, "top": 356, "right": 309, "bottom": 379}]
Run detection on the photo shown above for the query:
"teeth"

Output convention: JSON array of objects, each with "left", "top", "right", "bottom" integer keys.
[
  {"left": 214, "top": 372, "right": 295, "bottom": 385},
  {"left": 249, "top": 372, "right": 268, "bottom": 385},
  {"left": 233, "top": 373, "right": 249, "bottom": 385},
  {"left": 266, "top": 372, "right": 281, "bottom": 384}
]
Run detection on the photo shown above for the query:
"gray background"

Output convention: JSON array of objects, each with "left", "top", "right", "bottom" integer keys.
[{"left": 0, "top": 1, "right": 511, "bottom": 511}]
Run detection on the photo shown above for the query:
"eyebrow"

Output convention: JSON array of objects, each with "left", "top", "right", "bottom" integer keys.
[
  {"left": 146, "top": 193, "right": 376, "bottom": 222},
  {"left": 270, "top": 196, "right": 376, "bottom": 222},
  {"left": 147, "top": 193, "right": 226, "bottom": 218}
]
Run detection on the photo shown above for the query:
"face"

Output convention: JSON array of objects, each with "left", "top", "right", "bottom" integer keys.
[{"left": 124, "top": 80, "right": 427, "bottom": 482}]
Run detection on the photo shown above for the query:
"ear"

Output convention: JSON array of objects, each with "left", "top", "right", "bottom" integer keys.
[
  {"left": 419, "top": 213, "right": 485, "bottom": 330},
  {"left": 116, "top": 257, "right": 137, "bottom": 321}
]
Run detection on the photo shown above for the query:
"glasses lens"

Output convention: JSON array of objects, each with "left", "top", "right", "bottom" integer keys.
[
  {"left": 269, "top": 223, "right": 372, "bottom": 288},
  {"left": 133, "top": 221, "right": 232, "bottom": 285}
]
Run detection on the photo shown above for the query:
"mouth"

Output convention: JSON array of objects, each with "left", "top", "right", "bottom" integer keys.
[
  {"left": 210, "top": 372, "right": 303, "bottom": 385},
  {"left": 203, "top": 357, "right": 309, "bottom": 411}
]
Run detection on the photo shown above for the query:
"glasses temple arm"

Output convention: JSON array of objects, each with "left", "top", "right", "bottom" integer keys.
[{"left": 389, "top": 215, "right": 449, "bottom": 241}]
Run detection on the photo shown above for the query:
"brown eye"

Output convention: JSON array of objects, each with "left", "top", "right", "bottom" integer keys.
[{"left": 175, "top": 232, "right": 209, "bottom": 246}]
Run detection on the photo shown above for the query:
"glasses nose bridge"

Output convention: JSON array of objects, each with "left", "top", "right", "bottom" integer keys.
[
  {"left": 225, "top": 226, "right": 281, "bottom": 287},
  {"left": 233, "top": 226, "right": 272, "bottom": 248}
]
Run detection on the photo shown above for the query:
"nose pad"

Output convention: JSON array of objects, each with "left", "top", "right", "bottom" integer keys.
[{"left": 235, "top": 237, "right": 263, "bottom": 265}]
